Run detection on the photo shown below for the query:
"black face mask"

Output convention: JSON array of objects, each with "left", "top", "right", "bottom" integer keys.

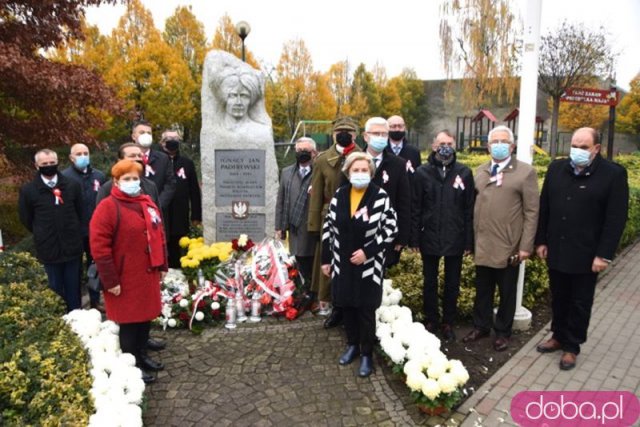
[
  {"left": 389, "top": 130, "right": 405, "bottom": 141},
  {"left": 335, "top": 131, "right": 353, "bottom": 147},
  {"left": 296, "top": 150, "right": 312, "bottom": 164},
  {"left": 39, "top": 164, "right": 58, "bottom": 177},
  {"left": 164, "top": 139, "right": 180, "bottom": 152}
]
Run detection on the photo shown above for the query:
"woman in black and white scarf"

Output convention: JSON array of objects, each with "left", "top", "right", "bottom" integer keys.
[{"left": 321, "top": 151, "right": 398, "bottom": 377}]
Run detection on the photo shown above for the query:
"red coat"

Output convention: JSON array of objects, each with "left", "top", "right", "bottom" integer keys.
[{"left": 90, "top": 188, "right": 166, "bottom": 323}]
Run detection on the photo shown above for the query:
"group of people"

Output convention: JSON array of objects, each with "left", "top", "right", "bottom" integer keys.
[
  {"left": 19, "top": 121, "right": 202, "bottom": 384},
  {"left": 276, "top": 116, "right": 628, "bottom": 376}
]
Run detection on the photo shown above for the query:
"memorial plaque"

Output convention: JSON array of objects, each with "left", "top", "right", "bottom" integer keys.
[
  {"left": 215, "top": 149, "right": 265, "bottom": 206},
  {"left": 216, "top": 213, "right": 266, "bottom": 242}
]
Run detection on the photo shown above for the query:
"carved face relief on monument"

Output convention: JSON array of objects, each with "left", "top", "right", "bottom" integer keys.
[{"left": 223, "top": 80, "right": 252, "bottom": 120}]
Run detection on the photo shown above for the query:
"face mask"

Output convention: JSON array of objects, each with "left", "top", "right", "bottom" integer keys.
[
  {"left": 39, "top": 165, "right": 58, "bottom": 177},
  {"left": 489, "top": 143, "right": 511, "bottom": 161},
  {"left": 350, "top": 172, "right": 370, "bottom": 189},
  {"left": 570, "top": 147, "right": 593, "bottom": 167},
  {"left": 138, "top": 133, "right": 153, "bottom": 148},
  {"left": 164, "top": 139, "right": 180, "bottom": 152},
  {"left": 119, "top": 180, "right": 141, "bottom": 196},
  {"left": 368, "top": 136, "right": 388, "bottom": 152},
  {"left": 436, "top": 145, "right": 455, "bottom": 160},
  {"left": 335, "top": 131, "right": 353, "bottom": 147},
  {"left": 296, "top": 150, "right": 312, "bottom": 164},
  {"left": 73, "top": 155, "right": 90, "bottom": 169},
  {"left": 389, "top": 130, "right": 405, "bottom": 141}
]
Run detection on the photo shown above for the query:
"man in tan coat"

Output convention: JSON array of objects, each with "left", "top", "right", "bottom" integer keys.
[
  {"left": 462, "top": 125, "right": 539, "bottom": 351},
  {"left": 308, "top": 117, "right": 362, "bottom": 327}
]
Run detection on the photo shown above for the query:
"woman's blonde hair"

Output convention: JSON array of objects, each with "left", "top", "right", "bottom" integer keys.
[{"left": 341, "top": 151, "right": 375, "bottom": 177}]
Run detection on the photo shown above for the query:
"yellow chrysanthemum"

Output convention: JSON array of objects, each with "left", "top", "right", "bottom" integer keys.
[{"left": 179, "top": 236, "right": 191, "bottom": 248}]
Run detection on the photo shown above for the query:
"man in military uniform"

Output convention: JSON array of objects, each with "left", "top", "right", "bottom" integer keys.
[{"left": 308, "top": 117, "right": 362, "bottom": 327}]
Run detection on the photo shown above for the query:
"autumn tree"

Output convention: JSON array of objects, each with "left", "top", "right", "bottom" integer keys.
[
  {"left": 439, "top": 0, "right": 520, "bottom": 110},
  {"left": 163, "top": 6, "right": 208, "bottom": 142},
  {"left": 389, "top": 68, "right": 429, "bottom": 132},
  {"left": 539, "top": 21, "right": 614, "bottom": 158},
  {"left": 0, "top": 0, "right": 122, "bottom": 168},
  {"left": 617, "top": 74, "right": 640, "bottom": 135},
  {"left": 210, "top": 14, "right": 259, "bottom": 69},
  {"left": 347, "top": 63, "right": 382, "bottom": 124},
  {"left": 326, "top": 60, "right": 352, "bottom": 116}
]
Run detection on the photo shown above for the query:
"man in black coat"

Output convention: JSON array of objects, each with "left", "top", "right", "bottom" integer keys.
[
  {"left": 19, "top": 149, "right": 84, "bottom": 312},
  {"left": 132, "top": 120, "right": 176, "bottom": 212},
  {"left": 160, "top": 129, "right": 202, "bottom": 268},
  {"left": 62, "top": 143, "right": 107, "bottom": 309},
  {"left": 363, "top": 117, "right": 411, "bottom": 268},
  {"left": 535, "top": 127, "right": 629, "bottom": 371},
  {"left": 410, "top": 130, "right": 475, "bottom": 340},
  {"left": 386, "top": 115, "right": 422, "bottom": 182}
]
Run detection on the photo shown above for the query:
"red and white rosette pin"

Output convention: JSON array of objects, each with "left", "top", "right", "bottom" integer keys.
[{"left": 53, "top": 188, "right": 64, "bottom": 205}]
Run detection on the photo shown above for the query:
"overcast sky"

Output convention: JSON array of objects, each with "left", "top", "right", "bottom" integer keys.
[{"left": 85, "top": 0, "right": 640, "bottom": 91}]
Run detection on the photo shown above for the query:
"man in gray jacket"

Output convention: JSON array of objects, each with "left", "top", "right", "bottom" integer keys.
[{"left": 462, "top": 125, "right": 539, "bottom": 352}]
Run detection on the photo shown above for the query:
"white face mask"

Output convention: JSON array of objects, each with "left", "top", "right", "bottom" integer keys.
[
  {"left": 119, "top": 179, "right": 141, "bottom": 196},
  {"left": 138, "top": 133, "right": 153, "bottom": 148},
  {"left": 350, "top": 172, "right": 371, "bottom": 189}
]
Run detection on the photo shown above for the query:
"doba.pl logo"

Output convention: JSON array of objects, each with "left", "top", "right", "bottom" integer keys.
[{"left": 511, "top": 391, "right": 640, "bottom": 426}]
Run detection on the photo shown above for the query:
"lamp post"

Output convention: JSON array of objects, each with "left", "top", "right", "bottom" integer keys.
[{"left": 235, "top": 21, "right": 251, "bottom": 62}]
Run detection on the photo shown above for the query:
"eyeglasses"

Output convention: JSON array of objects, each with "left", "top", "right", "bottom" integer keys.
[
  {"left": 367, "top": 132, "right": 389, "bottom": 137},
  {"left": 489, "top": 139, "right": 511, "bottom": 144}
]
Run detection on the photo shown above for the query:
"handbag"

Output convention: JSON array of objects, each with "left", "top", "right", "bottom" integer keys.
[{"left": 87, "top": 262, "right": 102, "bottom": 292}]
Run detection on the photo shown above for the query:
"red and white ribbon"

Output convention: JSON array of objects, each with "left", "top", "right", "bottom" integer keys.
[
  {"left": 53, "top": 188, "right": 64, "bottom": 205},
  {"left": 177, "top": 167, "right": 186, "bottom": 179}
]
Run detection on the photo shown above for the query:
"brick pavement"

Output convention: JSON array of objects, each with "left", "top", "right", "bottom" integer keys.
[{"left": 457, "top": 241, "right": 640, "bottom": 426}]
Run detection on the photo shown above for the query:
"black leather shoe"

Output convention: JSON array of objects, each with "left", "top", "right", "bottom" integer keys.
[
  {"left": 441, "top": 324, "right": 456, "bottom": 341},
  {"left": 339, "top": 345, "right": 360, "bottom": 365},
  {"left": 358, "top": 355, "right": 374, "bottom": 377},
  {"left": 139, "top": 355, "right": 164, "bottom": 372},
  {"left": 462, "top": 328, "right": 490, "bottom": 343},
  {"left": 324, "top": 308, "right": 343, "bottom": 329},
  {"left": 141, "top": 371, "right": 156, "bottom": 384},
  {"left": 493, "top": 336, "right": 509, "bottom": 352},
  {"left": 147, "top": 338, "right": 166, "bottom": 351}
]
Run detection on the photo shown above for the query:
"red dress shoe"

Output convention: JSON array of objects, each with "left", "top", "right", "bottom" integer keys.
[
  {"left": 493, "top": 336, "right": 509, "bottom": 352},
  {"left": 462, "top": 328, "right": 490, "bottom": 343},
  {"left": 560, "top": 352, "right": 577, "bottom": 370},
  {"left": 536, "top": 338, "right": 562, "bottom": 353}
]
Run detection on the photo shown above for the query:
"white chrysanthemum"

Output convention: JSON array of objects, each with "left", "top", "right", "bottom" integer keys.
[
  {"left": 396, "top": 306, "right": 413, "bottom": 323},
  {"left": 451, "top": 365, "right": 470, "bottom": 385},
  {"left": 179, "top": 298, "right": 189, "bottom": 308},
  {"left": 438, "top": 372, "right": 458, "bottom": 394},
  {"left": 388, "top": 289, "right": 402, "bottom": 305},
  {"left": 421, "top": 378, "right": 441, "bottom": 401},
  {"left": 195, "top": 311, "right": 204, "bottom": 321},
  {"left": 100, "top": 320, "right": 119, "bottom": 335},
  {"left": 394, "top": 328, "right": 413, "bottom": 346},
  {"left": 380, "top": 307, "right": 396, "bottom": 324},
  {"left": 388, "top": 344, "right": 406, "bottom": 364},
  {"left": 406, "top": 371, "right": 428, "bottom": 392},
  {"left": 379, "top": 336, "right": 396, "bottom": 355},
  {"left": 118, "top": 404, "right": 143, "bottom": 427},
  {"left": 211, "top": 301, "right": 220, "bottom": 310},
  {"left": 383, "top": 278, "right": 394, "bottom": 291},
  {"left": 426, "top": 357, "right": 449, "bottom": 380},
  {"left": 375, "top": 322, "right": 392, "bottom": 339},
  {"left": 118, "top": 353, "right": 136, "bottom": 367},
  {"left": 167, "top": 318, "right": 177, "bottom": 328},
  {"left": 403, "top": 359, "right": 423, "bottom": 376},
  {"left": 391, "top": 317, "right": 412, "bottom": 334},
  {"left": 381, "top": 295, "right": 392, "bottom": 307}
]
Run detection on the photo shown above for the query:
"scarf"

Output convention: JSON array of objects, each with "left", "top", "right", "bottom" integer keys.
[{"left": 110, "top": 185, "right": 166, "bottom": 268}]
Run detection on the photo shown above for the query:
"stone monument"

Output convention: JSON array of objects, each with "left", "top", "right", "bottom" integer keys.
[{"left": 200, "top": 50, "right": 278, "bottom": 243}]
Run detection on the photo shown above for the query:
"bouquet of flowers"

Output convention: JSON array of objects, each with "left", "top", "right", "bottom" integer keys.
[
  {"left": 376, "top": 280, "right": 469, "bottom": 415},
  {"left": 178, "top": 236, "right": 233, "bottom": 288}
]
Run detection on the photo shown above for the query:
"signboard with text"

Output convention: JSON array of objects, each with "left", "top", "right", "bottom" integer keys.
[{"left": 560, "top": 87, "right": 619, "bottom": 106}]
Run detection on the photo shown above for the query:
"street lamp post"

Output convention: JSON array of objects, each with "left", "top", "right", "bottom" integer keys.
[{"left": 235, "top": 21, "right": 251, "bottom": 62}]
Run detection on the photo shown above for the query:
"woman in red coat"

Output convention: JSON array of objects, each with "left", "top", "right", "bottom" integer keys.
[{"left": 90, "top": 160, "right": 167, "bottom": 384}]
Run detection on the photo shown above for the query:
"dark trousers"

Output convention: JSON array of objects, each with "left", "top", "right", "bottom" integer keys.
[
  {"left": 44, "top": 257, "right": 82, "bottom": 312},
  {"left": 168, "top": 235, "right": 182, "bottom": 269},
  {"left": 295, "top": 255, "right": 314, "bottom": 293},
  {"left": 422, "top": 254, "right": 462, "bottom": 326},
  {"left": 473, "top": 265, "right": 519, "bottom": 337},
  {"left": 343, "top": 306, "right": 376, "bottom": 355},
  {"left": 549, "top": 269, "right": 598, "bottom": 355},
  {"left": 119, "top": 321, "right": 151, "bottom": 363},
  {"left": 81, "top": 236, "right": 100, "bottom": 305}
]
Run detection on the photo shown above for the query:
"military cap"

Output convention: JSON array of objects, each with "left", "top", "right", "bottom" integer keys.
[{"left": 332, "top": 116, "right": 358, "bottom": 132}]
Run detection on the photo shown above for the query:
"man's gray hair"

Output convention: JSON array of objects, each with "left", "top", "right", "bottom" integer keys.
[
  {"left": 488, "top": 125, "right": 515, "bottom": 144},
  {"left": 341, "top": 151, "right": 375, "bottom": 178},
  {"left": 34, "top": 148, "right": 58, "bottom": 163},
  {"left": 295, "top": 136, "right": 316, "bottom": 151},
  {"left": 364, "top": 117, "right": 389, "bottom": 132}
]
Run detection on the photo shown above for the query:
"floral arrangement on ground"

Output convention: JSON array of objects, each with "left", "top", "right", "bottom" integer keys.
[
  {"left": 376, "top": 280, "right": 470, "bottom": 415},
  {"left": 159, "top": 234, "right": 304, "bottom": 333}
]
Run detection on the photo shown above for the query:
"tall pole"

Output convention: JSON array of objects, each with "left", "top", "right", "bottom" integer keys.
[
  {"left": 607, "top": 85, "right": 617, "bottom": 160},
  {"left": 235, "top": 21, "right": 251, "bottom": 63},
  {"left": 513, "top": 0, "right": 542, "bottom": 331}
]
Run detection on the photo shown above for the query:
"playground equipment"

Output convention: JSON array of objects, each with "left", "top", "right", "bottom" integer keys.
[
  {"left": 503, "top": 108, "right": 546, "bottom": 147},
  {"left": 456, "top": 109, "right": 497, "bottom": 151}
]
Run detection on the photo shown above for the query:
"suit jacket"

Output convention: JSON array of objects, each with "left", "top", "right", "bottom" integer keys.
[
  {"left": 144, "top": 149, "right": 176, "bottom": 210},
  {"left": 474, "top": 157, "right": 539, "bottom": 268},
  {"left": 18, "top": 173, "right": 83, "bottom": 263},
  {"left": 385, "top": 139, "right": 422, "bottom": 179},
  {"left": 275, "top": 163, "right": 315, "bottom": 256},
  {"left": 61, "top": 165, "right": 106, "bottom": 237},
  {"left": 168, "top": 153, "right": 202, "bottom": 237},
  {"left": 535, "top": 155, "right": 628, "bottom": 274}
]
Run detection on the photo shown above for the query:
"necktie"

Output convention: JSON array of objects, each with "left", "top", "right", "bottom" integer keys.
[
  {"left": 143, "top": 153, "right": 149, "bottom": 165},
  {"left": 491, "top": 164, "right": 499, "bottom": 177},
  {"left": 300, "top": 167, "right": 308, "bottom": 178},
  {"left": 393, "top": 145, "right": 401, "bottom": 156},
  {"left": 47, "top": 180, "right": 55, "bottom": 188}
]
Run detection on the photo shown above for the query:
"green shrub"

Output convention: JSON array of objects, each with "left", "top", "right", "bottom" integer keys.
[
  {"left": 0, "top": 203, "right": 27, "bottom": 248},
  {"left": 0, "top": 251, "right": 47, "bottom": 286},
  {"left": 0, "top": 252, "right": 93, "bottom": 425},
  {"left": 387, "top": 251, "right": 549, "bottom": 321}
]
